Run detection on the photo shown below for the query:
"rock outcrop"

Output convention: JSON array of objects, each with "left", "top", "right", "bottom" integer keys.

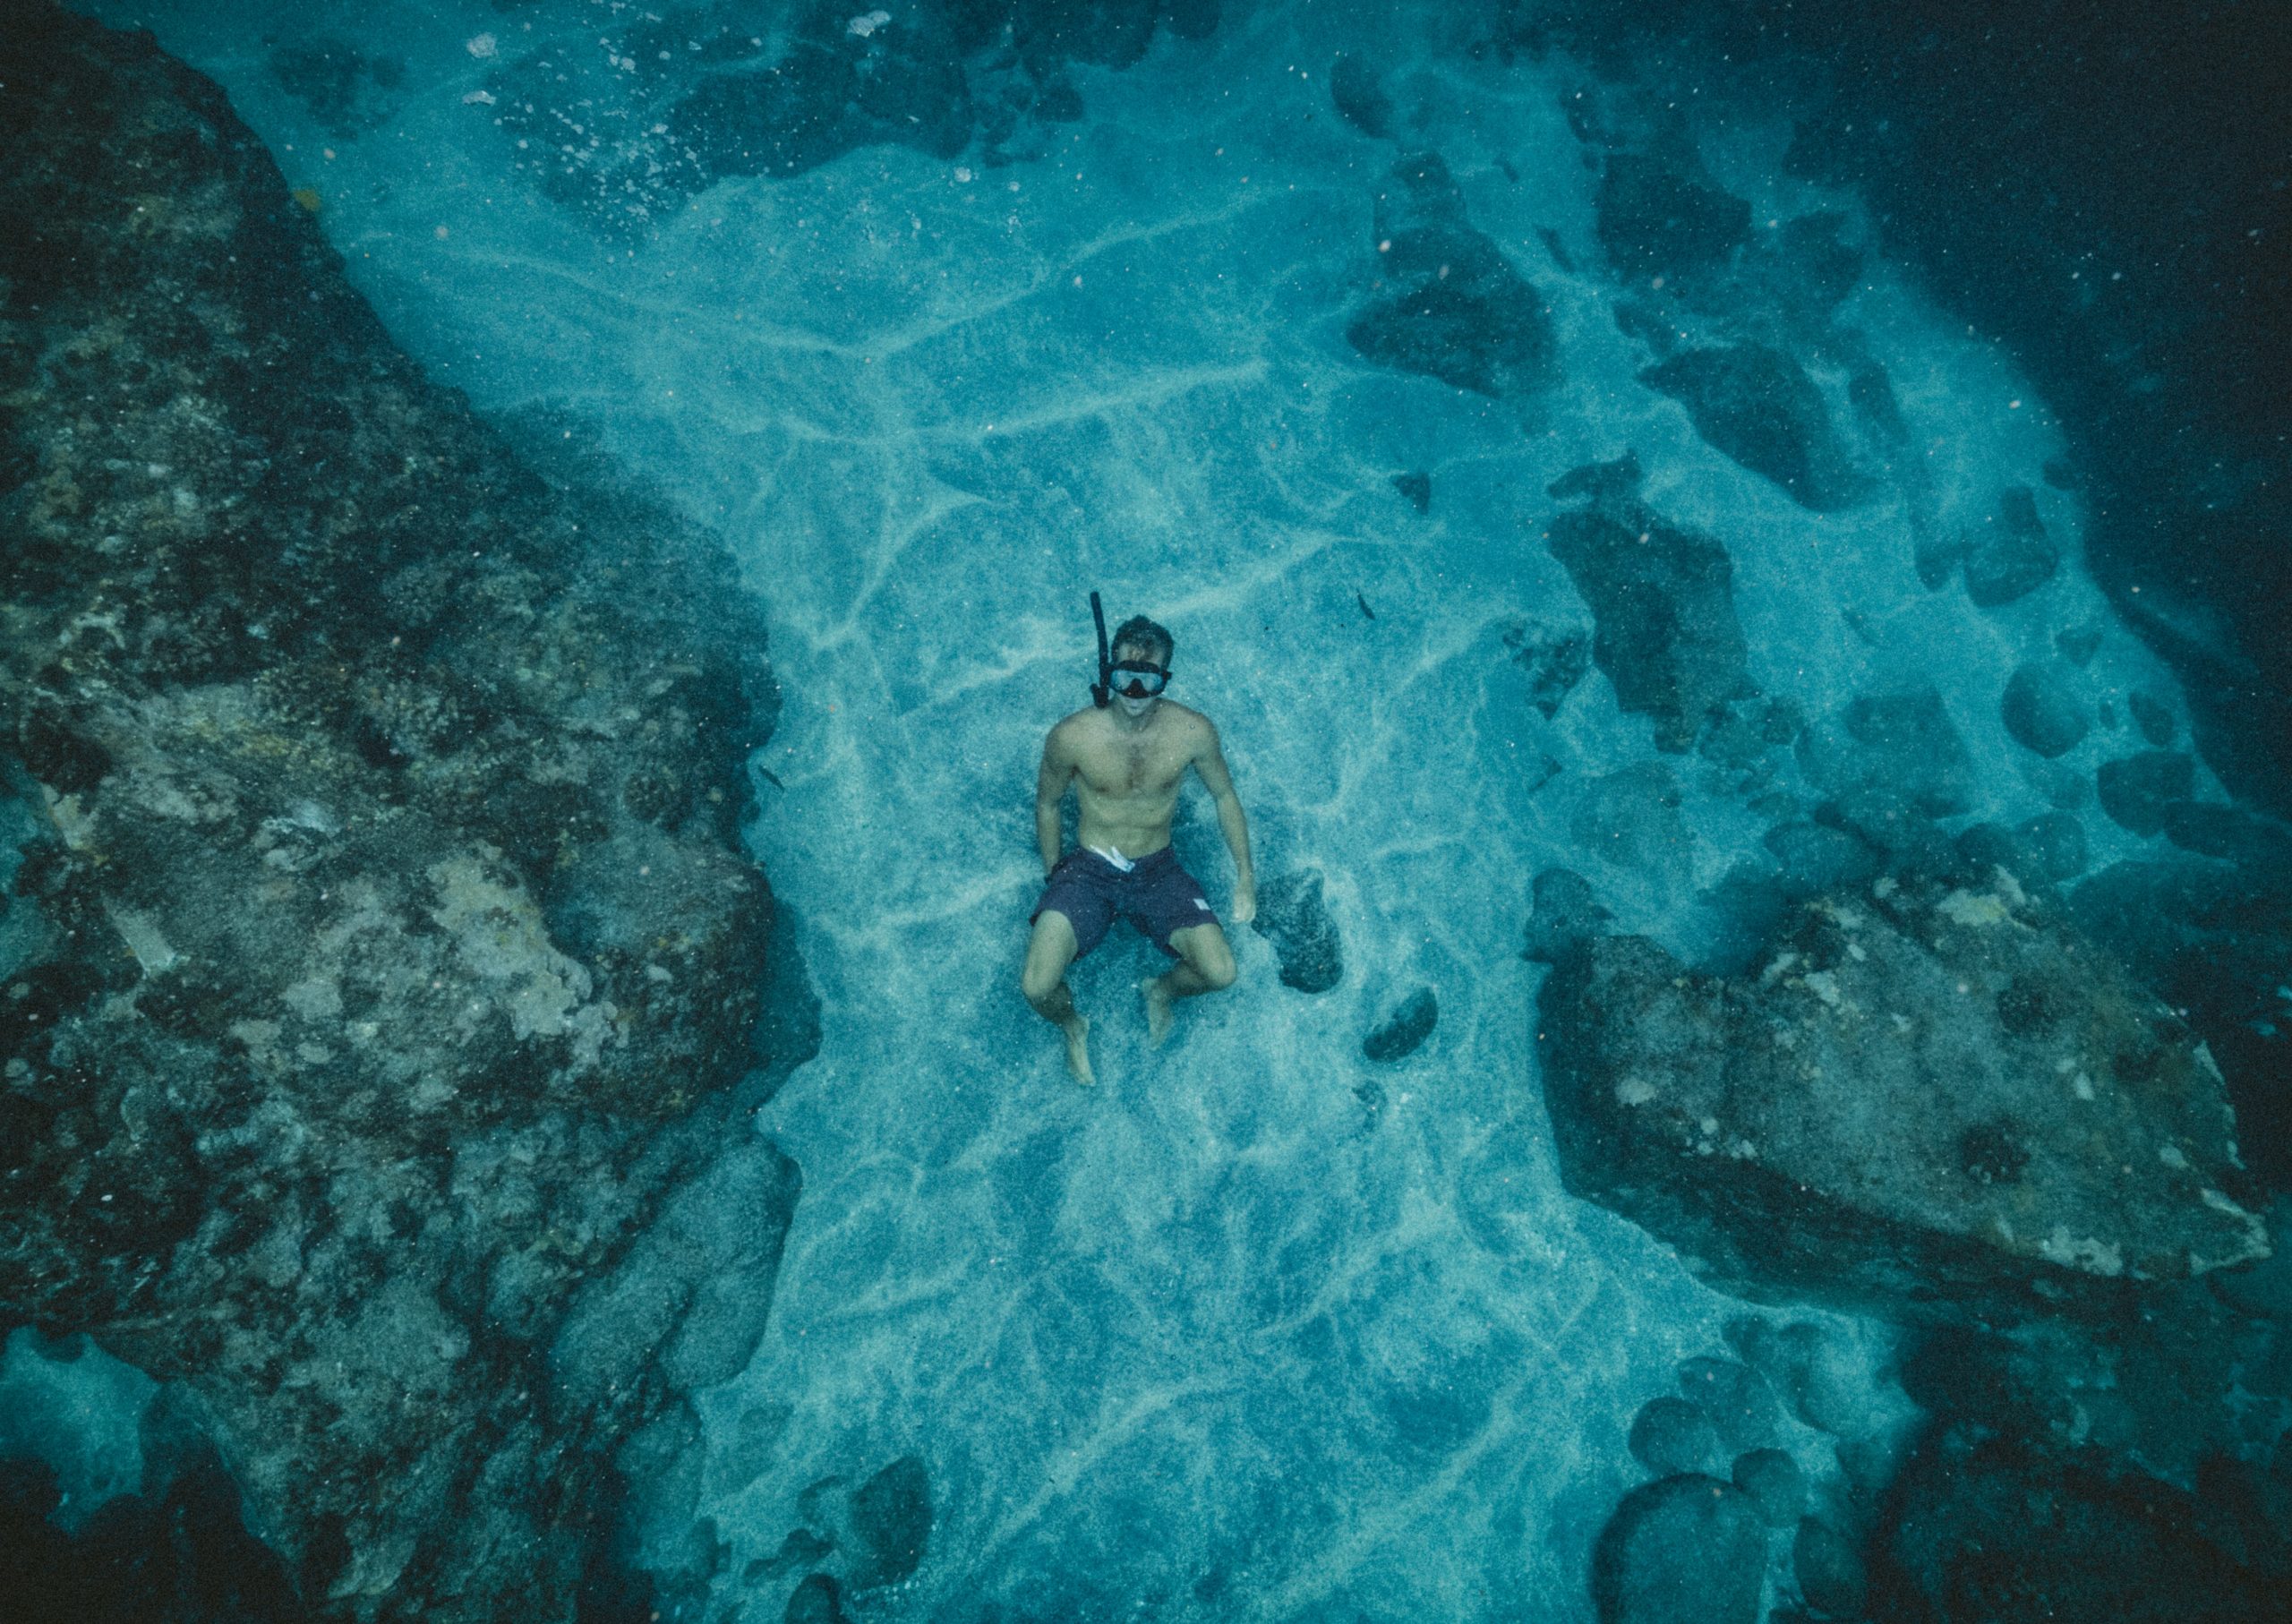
[
  {"left": 0, "top": 8, "right": 806, "bottom": 1618},
  {"left": 1543, "top": 465, "right": 1752, "bottom": 753},
  {"left": 1637, "top": 344, "right": 1869, "bottom": 511},
  {"left": 1535, "top": 876, "right": 2269, "bottom": 1321},
  {"left": 1347, "top": 152, "right": 1557, "bottom": 398}
]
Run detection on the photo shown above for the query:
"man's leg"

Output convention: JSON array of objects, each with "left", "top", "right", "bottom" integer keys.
[
  {"left": 1022, "top": 910, "right": 1094, "bottom": 1084},
  {"left": 1143, "top": 922, "right": 1237, "bottom": 1048}
]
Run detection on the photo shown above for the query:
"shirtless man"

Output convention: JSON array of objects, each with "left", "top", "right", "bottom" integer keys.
[{"left": 1022, "top": 614, "right": 1255, "bottom": 1084}]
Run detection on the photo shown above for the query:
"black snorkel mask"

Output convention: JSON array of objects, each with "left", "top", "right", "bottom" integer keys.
[{"left": 1089, "top": 591, "right": 1171, "bottom": 707}]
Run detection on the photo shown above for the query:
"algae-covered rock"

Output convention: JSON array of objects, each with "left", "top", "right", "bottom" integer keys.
[
  {"left": 1535, "top": 880, "right": 2269, "bottom": 1320},
  {"left": 0, "top": 9, "right": 804, "bottom": 1618},
  {"left": 1253, "top": 868, "right": 1344, "bottom": 993}
]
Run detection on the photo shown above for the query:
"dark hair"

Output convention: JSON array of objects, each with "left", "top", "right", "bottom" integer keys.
[{"left": 1110, "top": 614, "right": 1174, "bottom": 667}]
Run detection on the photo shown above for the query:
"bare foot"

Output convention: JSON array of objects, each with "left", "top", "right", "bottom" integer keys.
[
  {"left": 1142, "top": 973, "right": 1175, "bottom": 1049},
  {"left": 1062, "top": 1012, "right": 1095, "bottom": 1086}
]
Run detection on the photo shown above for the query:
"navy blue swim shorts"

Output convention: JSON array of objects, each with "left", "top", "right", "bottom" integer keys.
[{"left": 1031, "top": 846, "right": 1219, "bottom": 959}]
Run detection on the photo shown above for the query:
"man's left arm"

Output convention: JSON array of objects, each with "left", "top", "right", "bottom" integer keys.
[{"left": 1193, "top": 722, "right": 1256, "bottom": 925}]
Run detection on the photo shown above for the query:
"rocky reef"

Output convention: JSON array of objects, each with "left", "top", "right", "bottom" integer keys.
[
  {"left": 1, "top": 7, "right": 805, "bottom": 1617},
  {"left": 1536, "top": 876, "right": 2269, "bottom": 1321}
]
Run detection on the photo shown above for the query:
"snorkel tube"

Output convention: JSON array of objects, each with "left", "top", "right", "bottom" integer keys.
[{"left": 1090, "top": 590, "right": 1112, "bottom": 709}]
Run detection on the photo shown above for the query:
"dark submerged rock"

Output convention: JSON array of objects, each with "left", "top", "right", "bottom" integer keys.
[
  {"left": 1347, "top": 152, "right": 1557, "bottom": 397},
  {"left": 1676, "top": 1356, "right": 1778, "bottom": 1452},
  {"left": 1524, "top": 868, "right": 1612, "bottom": 963},
  {"left": 2000, "top": 662, "right": 2091, "bottom": 758},
  {"left": 0, "top": 1435, "right": 304, "bottom": 1624},
  {"left": 495, "top": 1, "right": 1220, "bottom": 232},
  {"left": 1800, "top": 688, "right": 1977, "bottom": 817},
  {"left": 1363, "top": 987, "right": 1438, "bottom": 1063},
  {"left": 784, "top": 1572, "right": 848, "bottom": 1624},
  {"left": 847, "top": 1455, "right": 931, "bottom": 1590},
  {"left": 1765, "top": 821, "right": 1881, "bottom": 900},
  {"left": 2130, "top": 688, "right": 2179, "bottom": 747},
  {"left": 1253, "top": 869, "right": 1344, "bottom": 993},
  {"left": 1544, "top": 498, "right": 1751, "bottom": 752},
  {"left": 1595, "top": 154, "right": 1753, "bottom": 284},
  {"left": 1329, "top": 52, "right": 1393, "bottom": 138},
  {"left": 1592, "top": 1474, "right": 1768, "bottom": 1624},
  {"left": 1535, "top": 883, "right": 2268, "bottom": 1321},
  {"left": 1730, "top": 1448, "right": 1806, "bottom": 1528},
  {"left": 1963, "top": 485, "right": 2061, "bottom": 606},
  {"left": 1638, "top": 345, "right": 1869, "bottom": 510},
  {"left": 1875, "top": 1434, "right": 2283, "bottom": 1623},
  {"left": 1627, "top": 1397, "right": 1718, "bottom": 1477},
  {"left": 1502, "top": 617, "right": 1592, "bottom": 718},
  {"left": 2097, "top": 751, "right": 2196, "bottom": 836},
  {"left": 1793, "top": 1517, "right": 1867, "bottom": 1617},
  {"left": 0, "top": 10, "right": 808, "bottom": 1618},
  {"left": 1390, "top": 468, "right": 1432, "bottom": 512},
  {"left": 2071, "top": 856, "right": 2292, "bottom": 1191}
]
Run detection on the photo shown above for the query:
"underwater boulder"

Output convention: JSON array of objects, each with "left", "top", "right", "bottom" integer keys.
[
  {"left": 2000, "top": 662, "right": 2090, "bottom": 758},
  {"left": 1877, "top": 1433, "right": 2282, "bottom": 1624},
  {"left": 1627, "top": 1397, "right": 1719, "bottom": 1477},
  {"left": 1253, "top": 868, "right": 1344, "bottom": 993},
  {"left": 847, "top": 1455, "right": 931, "bottom": 1590},
  {"left": 1329, "top": 52, "right": 1392, "bottom": 138},
  {"left": 2096, "top": 750, "right": 2195, "bottom": 836},
  {"left": 1363, "top": 987, "right": 1438, "bottom": 1063},
  {"left": 1535, "top": 880, "right": 2269, "bottom": 1321},
  {"left": 1799, "top": 687, "right": 1977, "bottom": 818},
  {"left": 1963, "top": 485, "right": 2061, "bottom": 606},
  {"left": 1730, "top": 1449, "right": 1806, "bottom": 1528},
  {"left": 1592, "top": 1474, "right": 1769, "bottom": 1624},
  {"left": 1595, "top": 154, "right": 1752, "bottom": 284},
  {"left": 1792, "top": 1516, "right": 1867, "bottom": 1618},
  {"left": 1676, "top": 1356, "right": 1777, "bottom": 1453},
  {"left": 1524, "top": 867, "right": 1612, "bottom": 963},
  {"left": 1347, "top": 152, "right": 1557, "bottom": 397},
  {"left": 1544, "top": 501, "right": 1751, "bottom": 752},
  {"left": 1638, "top": 345, "right": 1869, "bottom": 511}
]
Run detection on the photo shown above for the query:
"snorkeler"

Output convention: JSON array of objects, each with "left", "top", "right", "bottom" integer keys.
[{"left": 1022, "top": 602, "right": 1256, "bottom": 1085}]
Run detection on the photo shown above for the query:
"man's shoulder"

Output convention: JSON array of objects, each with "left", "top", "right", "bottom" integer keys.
[
  {"left": 1164, "top": 701, "right": 1217, "bottom": 739},
  {"left": 1046, "top": 707, "right": 1102, "bottom": 748}
]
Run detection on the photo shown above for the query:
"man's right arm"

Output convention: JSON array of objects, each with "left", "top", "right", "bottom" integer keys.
[{"left": 1035, "top": 726, "right": 1072, "bottom": 876}]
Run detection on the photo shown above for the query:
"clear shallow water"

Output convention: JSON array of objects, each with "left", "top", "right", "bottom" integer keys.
[{"left": 75, "top": 0, "right": 2216, "bottom": 1615}]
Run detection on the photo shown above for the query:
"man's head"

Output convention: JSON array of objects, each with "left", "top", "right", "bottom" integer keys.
[{"left": 1107, "top": 614, "right": 1173, "bottom": 717}]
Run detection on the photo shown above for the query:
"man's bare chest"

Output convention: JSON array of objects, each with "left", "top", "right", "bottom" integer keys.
[{"left": 1076, "top": 737, "right": 1186, "bottom": 799}]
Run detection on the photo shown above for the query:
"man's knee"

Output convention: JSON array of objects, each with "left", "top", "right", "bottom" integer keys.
[
  {"left": 1186, "top": 932, "right": 1237, "bottom": 991},
  {"left": 1022, "top": 959, "right": 1064, "bottom": 1007},
  {"left": 1023, "top": 913, "right": 1078, "bottom": 1006}
]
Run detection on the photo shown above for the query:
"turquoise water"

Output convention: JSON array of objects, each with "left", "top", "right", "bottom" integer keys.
[{"left": 56, "top": 1, "right": 2234, "bottom": 1615}]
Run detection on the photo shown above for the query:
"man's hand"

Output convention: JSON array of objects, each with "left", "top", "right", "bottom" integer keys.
[{"left": 1230, "top": 875, "right": 1257, "bottom": 927}]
